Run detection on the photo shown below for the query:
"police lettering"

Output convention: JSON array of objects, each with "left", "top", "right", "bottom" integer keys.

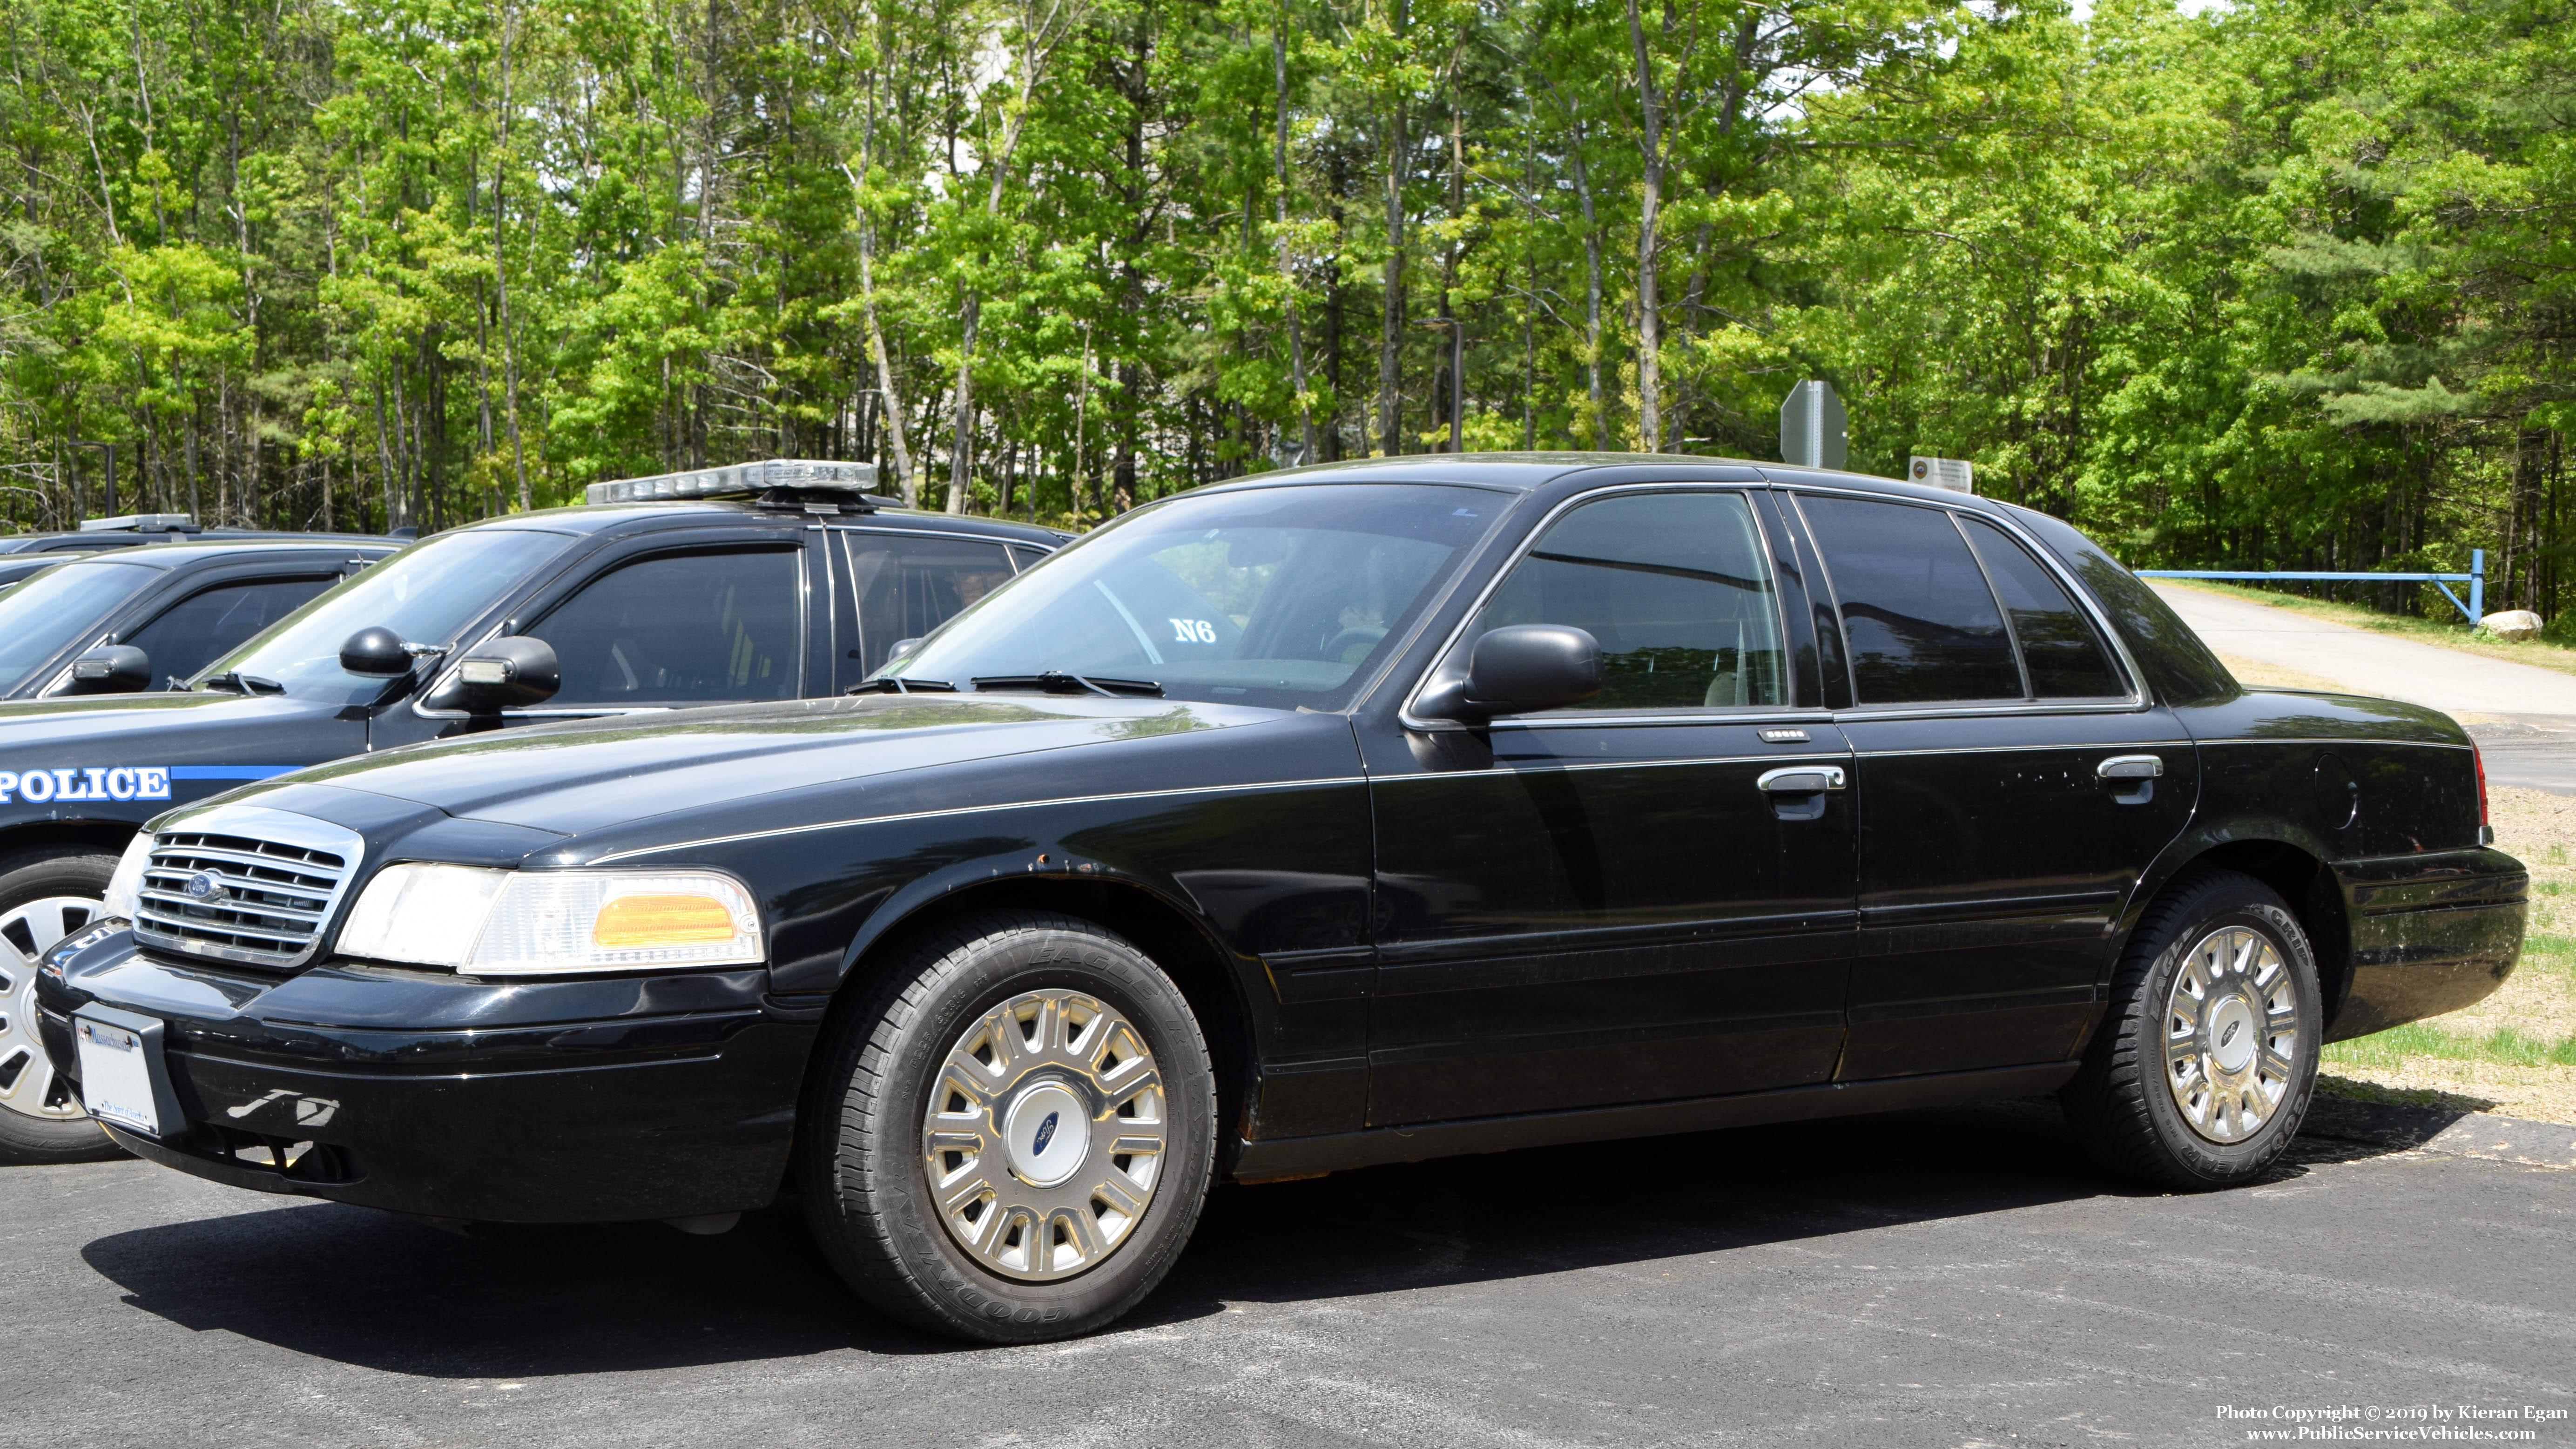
[{"left": 0, "top": 766, "right": 170, "bottom": 804}]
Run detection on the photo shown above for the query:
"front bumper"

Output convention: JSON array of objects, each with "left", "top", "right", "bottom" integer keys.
[{"left": 36, "top": 930, "right": 817, "bottom": 1222}]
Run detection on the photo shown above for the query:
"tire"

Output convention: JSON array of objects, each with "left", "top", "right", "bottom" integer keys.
[
  {"left": 2062, "top": 867, "right": 2321, "bottom": 1191},
  {"left": 0, "top": 845, "right": 127, "bottom": 1165},
  {"left": 801, "top": 910, "right": 1217, "bottom": 1343}
]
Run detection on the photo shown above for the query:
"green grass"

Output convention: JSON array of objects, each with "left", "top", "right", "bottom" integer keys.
[
  {"left": 2165, "top": 579, "right": 2576, "bottom": 680},
  {"left": 2324, "top": 1021, "right": 2576, "bottom": 1070}
]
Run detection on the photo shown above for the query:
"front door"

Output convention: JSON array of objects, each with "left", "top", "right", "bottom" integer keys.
[
  {"left": 373, "top": 535, "right": 810, "bottom": 750},
  {"left": 1790, "top": 492, "right": 2199, "bottom": 1078},
  {"left": 1360, "top": 486, "right": 1858, "bottom": 1126}
]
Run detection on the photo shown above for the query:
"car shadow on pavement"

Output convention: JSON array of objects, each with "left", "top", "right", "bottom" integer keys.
[{"left": 76, "top": 1097, "right": 2424, "bottom": 1376}]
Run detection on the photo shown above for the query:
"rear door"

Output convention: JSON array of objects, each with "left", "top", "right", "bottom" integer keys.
[
  {"left": 1791, "top": 491, "right": 2198, "bottom": 1078},
  {"left": 823, "top": 526, "right": 1023, "bottom": 689}
]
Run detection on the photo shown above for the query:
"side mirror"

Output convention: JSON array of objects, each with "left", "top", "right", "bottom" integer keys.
[
  {"left": 63, "top": 645, "right": 152, "bottom": 695},
  {"left": 339, "top": 626, "right": 417, "bottom": 677},
  {"left": 1420, "top": 624, "right": 1605, "bottom": 721},
  {"left": 421, "top": 636, "right": 560, "bottom": 714}
]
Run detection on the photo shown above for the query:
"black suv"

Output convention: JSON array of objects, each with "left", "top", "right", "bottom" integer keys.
[
  {"left": 0, "top": 460, "right": 1062, "bottom": 1162},
  {"left": 0, "top": 540, "right": 403, "bottom": 699}
]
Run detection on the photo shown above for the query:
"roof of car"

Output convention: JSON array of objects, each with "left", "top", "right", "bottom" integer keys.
[
  {"left": 1211, "top": 452, "right": 1997, "bottom": 511},
  {"left": 465, "top": 498, "right": 1075, "bottom": 546},
  {"left": 30, "top": 538, "right": 404, "bottom": 572}
]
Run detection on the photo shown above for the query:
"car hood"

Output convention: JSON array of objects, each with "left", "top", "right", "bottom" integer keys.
[
  {"left": 248, "top": 694, "right": 1281, "bottom": 838},
  {"left": 0, "top": 688, "right": 322, "bottom": 746}
]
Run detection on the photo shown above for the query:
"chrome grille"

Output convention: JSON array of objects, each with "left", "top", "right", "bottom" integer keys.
[{"left": 129, "top": 805, "right": 365, "bottom": 970}]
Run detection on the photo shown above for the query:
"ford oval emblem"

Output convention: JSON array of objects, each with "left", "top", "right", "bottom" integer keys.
[
  {"left": 1031, "top": 1110, "right": 1060, "bottom": 1155},
  {"left": 2219, "top": 1021, "right": 2242, "bottom": 1050},
  {"left": 183, "top": 871, "right": 224, "bottom": 903}
]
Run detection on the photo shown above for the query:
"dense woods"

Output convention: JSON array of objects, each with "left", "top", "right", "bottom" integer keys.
[{"left": 0, "top": 0, "right": 2569, "bottom": 619}]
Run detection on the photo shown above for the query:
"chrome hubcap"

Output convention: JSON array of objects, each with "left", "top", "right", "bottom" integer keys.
[
  {"left": 923, "top": 990, "right": 1167, "bottom": 1282},
  {"left": 2165, "top": 925, "right": 2301, "bottom": 1144},
  {"left": 0, "top": 895, "right": 103, "bottom": 1121}
]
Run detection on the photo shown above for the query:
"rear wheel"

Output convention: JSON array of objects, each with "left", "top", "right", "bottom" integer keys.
[
  {"left": 0, "top": 847, "right": 125, "bottom": 1165},
  {"left": 802, "top": 911, "right": 1216, "bottom": 1342},
  {"left": 2062, "top": 868, "right": 2320, "bottom": 1191}
]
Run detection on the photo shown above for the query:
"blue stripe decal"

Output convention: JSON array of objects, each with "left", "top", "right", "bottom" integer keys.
[{"left": 168, "top": 766, "right": 300, "bottom": 781}]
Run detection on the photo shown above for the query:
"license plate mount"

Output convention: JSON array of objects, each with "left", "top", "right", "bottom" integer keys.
[{"left": 73, "top": 1006, "right": 181, "bottom": 1139}]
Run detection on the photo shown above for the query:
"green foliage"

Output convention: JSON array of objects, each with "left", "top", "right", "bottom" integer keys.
[{"left": 0, "top": 0, "right": 2565, "bottom": 578}]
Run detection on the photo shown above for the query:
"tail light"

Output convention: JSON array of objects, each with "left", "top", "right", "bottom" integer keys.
[{"left": 2474, "top": 742, "right": 2492, "bottom": 842}]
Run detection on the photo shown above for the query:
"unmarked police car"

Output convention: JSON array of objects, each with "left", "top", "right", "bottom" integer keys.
[
  {"left": 37, "top": 454, "right": 2523, "bottom": 1343},
  {"left": 0, "top": 462, "right": 1060, "bottom": 1163}
]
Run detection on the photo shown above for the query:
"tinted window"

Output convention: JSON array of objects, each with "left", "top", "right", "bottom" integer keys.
[
  {"left": 2007, "top": 505, "right": 2238, "bottom": 705},
  {"left": 842, "top": 534, "right": 1017, "bottom": 676},
  {"left": 0, "top": 561, "right": 155, "bottom": 692},
  {"left": 1007, "top": 544, "right": 1051, "bottom": 573},
  {"left": 533, "top": 548, "right": 801, "bottom": 705},
  {"left": 1476, "top": 491, "right": 1786, "bottom": 710},
  {"left": 1801, "top": 496, "right": 2020, "bottom": 705},
  {"left": 884, "top": 484, "right": 1501, "bottom": 711},
  {"left": 121, "top": 576, "right": 338, "bottom": 689},
  {"left": 1958, "top": 517, "right": 2124, "bottom": 698},
  {"left": 215, "top": 528, "right": 573, "bottom": 704}
]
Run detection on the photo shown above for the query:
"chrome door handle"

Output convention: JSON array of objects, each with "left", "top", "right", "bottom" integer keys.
[
  {"left": 2097, "top": 755, "right": 2163, "bottom": 781},
  {"left": 1757, "top": 765, "right": 1847, "bottom": 794}
]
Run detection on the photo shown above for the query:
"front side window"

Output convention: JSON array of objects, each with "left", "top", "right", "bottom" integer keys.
[
  {"left": 1471, "top": 490, "right": 1787, "bottom": 710},
  {"left": 119, "top": 576, "right": 339, "bottom": 690},
  {"left": 1800, "top": 495, "right": 2021, "bottom": 705},
  {"left": 529, "top": 547, "right": 802, "bottom": 706},
  {"left": 842, "top": 534, "right": 1017, "bottom": 676},
  {"left": 0, "top": 560, "right": 155, "bottom": 693},
  {"left": 882, "top": 483, "right": 1505, "bottom": 711},
  {"left": 211, "top": 528, "right": 575, "bottom": 704}
]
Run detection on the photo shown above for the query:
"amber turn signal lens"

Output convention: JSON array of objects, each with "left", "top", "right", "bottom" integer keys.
[{"left": 592, "top": 893, "right": 737, "bottom": 947}]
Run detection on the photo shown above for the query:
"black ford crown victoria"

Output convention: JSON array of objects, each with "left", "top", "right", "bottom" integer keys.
[{"left": 37, "top": 455, "right": 2525, "bottom": 1343}]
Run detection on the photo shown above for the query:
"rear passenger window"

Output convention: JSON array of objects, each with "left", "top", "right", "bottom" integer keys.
[
  {"left": 842, "top": 534, "right": 1017, "bottom": 676},
  {"left": 123, "top": 576, "right": 337, "bottom": 687},
  {"left": 1800, "top": 496, "right": 2020, "bottom": 705},
  {"left": 1959, "top": 516, "right": 2125, "bottom": 698},
  {"left": 1476, "top": 491, "right": 1787, "bottom": 710},
  {"left": 533, "top": 548, "right": 801, "bottom": 705}
]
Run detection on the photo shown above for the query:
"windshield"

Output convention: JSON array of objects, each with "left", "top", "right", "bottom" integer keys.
[
  {"left": 202, "top": 527, "right": 573, "bottom": 704},
  {"left": 882, "top": 482, "right": 1509, "bottom": 710},
  {"left": 0, "top": 560, "right": 156, "bottom": 693}
]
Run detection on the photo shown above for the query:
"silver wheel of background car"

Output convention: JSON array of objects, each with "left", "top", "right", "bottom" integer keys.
[
  {"left": 0, "top": 894, "right": 101, "bottom": 1124},
  {"left": 2164, "top": 924, "right": 2300, "bottom": 1144},
  {"left": 923, "top": 988, "right": 1168, "bottom": 1282}
]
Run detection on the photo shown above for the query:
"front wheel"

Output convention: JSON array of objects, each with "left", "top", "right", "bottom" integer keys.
[
  {"left": 802, "top": 911, "right": 1217, "bottom": 1342},
  {"left": 2062, "top": 868, "right": 2321, "bottom": 1191},
  {"left": 0, "top": 846, "right": 127, "bottom": 1165}
]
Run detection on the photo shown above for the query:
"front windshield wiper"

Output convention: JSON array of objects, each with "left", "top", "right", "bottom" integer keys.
[
  {"left": 198, "top": 671, "right": 286, "bottom": 696},
  {"left": 971, "top": 672, "right": 1164, "bottom": 699},
  {"left": 845, "top": 677, "right": 958, "bottom": 696}
]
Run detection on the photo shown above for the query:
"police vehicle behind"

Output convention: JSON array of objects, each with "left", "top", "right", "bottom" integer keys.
[{"left": 0, "top": 461, "right": 1061, "bottom": 1163}]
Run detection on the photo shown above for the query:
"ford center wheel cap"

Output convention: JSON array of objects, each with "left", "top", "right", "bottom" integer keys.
[{"left": 1003, "top": 1082, "right": 1088, "bottom": 1187}]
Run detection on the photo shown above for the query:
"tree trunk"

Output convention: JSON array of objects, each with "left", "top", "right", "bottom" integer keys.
[
  {"left": 1377, "top": 0, "right": 1408, "bottom": 457},
  {"left": 1274, "top": 11, "right": 1315, "bottom": 461},
  {"left": 1626, "top": 0, "right": 1664, "bottom": 452}
]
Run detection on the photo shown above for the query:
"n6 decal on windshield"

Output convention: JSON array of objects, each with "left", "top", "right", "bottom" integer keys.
[{"left": 1169, "top": 617, "right": 1218, "bottom": 644}]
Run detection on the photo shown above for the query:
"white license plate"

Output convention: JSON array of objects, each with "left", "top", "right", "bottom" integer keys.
[{"left": 74, "top": 1017, "right": 159, "bottom": 1137}]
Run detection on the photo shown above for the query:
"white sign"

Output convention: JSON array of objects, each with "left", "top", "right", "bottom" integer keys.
[
  {"left": 1908, "top": 455, "right": 1975, "bottom": 493},
  {"left": 1780, "top": 381, "right": 1848, "bottom": 470}
]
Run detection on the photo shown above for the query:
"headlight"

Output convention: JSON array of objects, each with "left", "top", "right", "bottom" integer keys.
[
  {"left": 103, "top": 833, "right": 154, "bottom": 920},
  {"left": 335, "top": 865, "right": 763, "bottom": 976}
]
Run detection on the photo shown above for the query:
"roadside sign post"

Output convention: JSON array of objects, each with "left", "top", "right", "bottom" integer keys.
[{"left": 1779, "top": 381, "right": 1847, "bottom": 470}]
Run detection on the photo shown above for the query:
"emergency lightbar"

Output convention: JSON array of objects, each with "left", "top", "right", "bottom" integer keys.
[
  {"left": 583, "top": 458, "right": 883, "bottom": 505},
  {"left": 79, "top": 513, "right": 199, "bottom": 532}
]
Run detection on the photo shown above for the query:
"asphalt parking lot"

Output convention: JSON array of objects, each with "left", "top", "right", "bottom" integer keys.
[{"left": 6, "top": 1101, "right": 2569, "bottom": 1449}]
